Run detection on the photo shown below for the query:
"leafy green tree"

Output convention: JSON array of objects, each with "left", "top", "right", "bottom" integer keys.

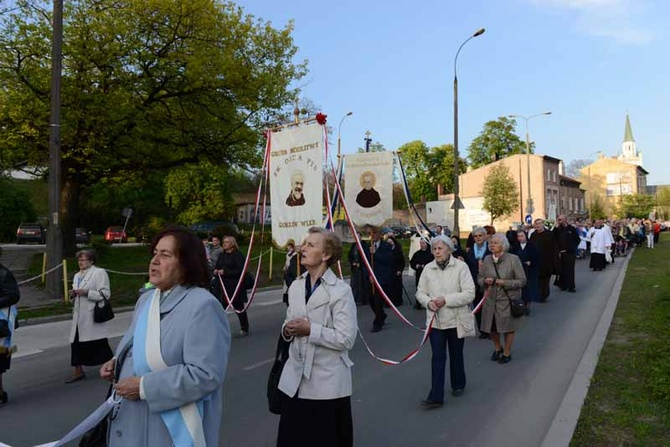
[
  {"left": 0, "top": 0, "right": 306, "bottom": 248},
  {"left": 165, "top": 161, "right": 236, "bottom": 224},
  {"left": 397, "top": 141, "right": 465, "bottom": 202},
  {"left": 357, "top": 142, "right": 386, "bottom": 153},
  {"left": 0, "top": 176, "right": 37, "bottom": 242},
  {"left": 467, "top": 117, "right": 530, "bottom": 169},
  {"left": 655, "top": 187, "right": 670, "bottom": 220},
  {"left": 589, "top": 194, "right": 607, "bottom": 220},
  {"left": 481, "top": 164, "right": 519, "bottom": 224},
  {"left": 617, "top": 194, "right": 656, "bottom": 218}
]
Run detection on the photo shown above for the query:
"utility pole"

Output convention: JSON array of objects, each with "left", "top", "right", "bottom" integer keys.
[{"left": 47, "top": 0, "right": 64, "bottom": 298}]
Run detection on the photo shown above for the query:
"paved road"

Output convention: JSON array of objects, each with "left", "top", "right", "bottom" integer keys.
[{"left": 0, "top": 258, "right": 625, "bottom": 447}]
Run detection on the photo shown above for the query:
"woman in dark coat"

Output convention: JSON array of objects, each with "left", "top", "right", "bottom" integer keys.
[
  {"left": 214, "top": 236, "right": 250, "bottom": 337},
  {"left": 464, "top": 227, "right": 491, "bottom": 337},
  {"left": 478, "top": 233, "right": 527, "bottom": 364},
  {"left": 387, "top": 237, "right": 405, "bottom": 306},
  {"left": 510, "top": 230, "right": 540, "bottom": 315},
  {"left": 348, "top": 240, "right": 370, "bottom": 306}
]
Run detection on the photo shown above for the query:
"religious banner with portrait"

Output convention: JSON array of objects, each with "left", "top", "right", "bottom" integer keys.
[
  {"left": 344, "top": 152, "right": 393, "bottom": 227},
  {"left": 269, "top": 122, "right": 324, "bottom": 247}
]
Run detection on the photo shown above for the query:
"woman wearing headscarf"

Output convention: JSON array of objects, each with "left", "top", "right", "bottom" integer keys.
[
  {"left": 510, "top": 230, "right": 540, "bottom": 315},
  {"left": 464, "top": 227, "right": 491, "bottom": 338},
  {"left": 100, "top": 226, "right": 230, "bottom": 447},
  {"left": 0, "top": 252, "right": 20, "bottom": 404},
  {"left": 478, "top": 233, "right": 527, "bottom": 364},
  {"left": 277, "top": 227, "right": 358, "bottom": 447},
  {"left": 66, "top": 249, "right": 114, "bottom": 383},
  {"left": 415, "top": 235, "right": 475, "bottom": 408}
]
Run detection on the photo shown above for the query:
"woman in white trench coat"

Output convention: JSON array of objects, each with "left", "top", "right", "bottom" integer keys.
[{"left": 66, "top": 249, "right": 114, "bottom": 383}]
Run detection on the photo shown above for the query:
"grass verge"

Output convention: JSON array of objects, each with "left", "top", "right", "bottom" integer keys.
[{"left": 570, "top": 234, "right": 670, "bottom": 447}]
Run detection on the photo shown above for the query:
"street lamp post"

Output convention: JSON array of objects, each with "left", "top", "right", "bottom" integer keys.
[
  {"left": 335, "top": 112, "right": 352, "bottom": 218},
  {"left": 507, "top": 111, "right": 551, "bottom": 220},
  {"left": 452, "top": 27, "right": 485, "bottom": 237},
  {"left": 337, "top": 112, "right": 353, "bottom": 158}
]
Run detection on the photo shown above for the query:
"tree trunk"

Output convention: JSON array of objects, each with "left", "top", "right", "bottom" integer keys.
[{"left": 61, "top": 177, "right": 82, "bottom": 257}]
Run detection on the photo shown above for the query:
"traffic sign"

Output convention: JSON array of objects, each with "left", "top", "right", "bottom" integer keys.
[{"left": 525, "top": 214, "right": 533, "bottom": 224}]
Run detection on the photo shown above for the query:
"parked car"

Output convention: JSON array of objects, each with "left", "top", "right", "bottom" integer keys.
[
  {"left": 75, "top": 227, "right": 91, "bottom": 244},
  {"left": 189, "top": 220, "right": 239, "bottom": 238},
  {"left": 391, "top": 226, "right": 416, "bottom": 239},
  {"left": 16, "top": 223, "right": 46, "bottom": 244},
  {"left": 104, "top": 226, "right": 127, "bottom": 243}
]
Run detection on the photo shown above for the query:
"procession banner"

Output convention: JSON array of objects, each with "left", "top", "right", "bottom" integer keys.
[
  {"left": 344, "top": 152, "right": 393, "bottom": 227},
  {"left": 270, "top": 122, "right": 323, "bottom": 247}
]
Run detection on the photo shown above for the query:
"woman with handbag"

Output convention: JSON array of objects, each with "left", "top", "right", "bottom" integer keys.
[
  {"left": 99, "top": 226, "right": 230, "bottom": 447},
  {"left": 66, "top": 249, "right": 114, "bottom": 383},
  {"left": 277, "top": 227, "right": 358, "bottom": 447},
  {"left": 214, "top": 235, "right": 250, "bottom": 338},
  {"left": 0, "top": 254, "right": 20, "bottom": 404},
  {"left": 478, "top": 233, "right": 527, "bottom": 364},
  {"left": 415, "top": 235, "right": 476, "bottom": 409}
]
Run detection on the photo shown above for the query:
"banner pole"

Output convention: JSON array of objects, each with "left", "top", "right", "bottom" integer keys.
[
  {"left": 269, "top": 246, "right": 274, "bottom": 280},
  {"left": 41, "top": 252, "right": 47, "bottom": 284},
  {"left": 62, "top": 259, "right": 69, "bottom": 303}
]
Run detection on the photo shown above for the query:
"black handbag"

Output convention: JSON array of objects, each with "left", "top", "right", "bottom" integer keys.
[
  {"left": 79, "top": 340, "right": 134, "bottom": 447},
  {"left": 492, "top": 259, "right": 526, "bottom": 318},
  {"left": 267, "top": 333, "right": 290, "bottom": 415},
  {"left": 94, "top": 290, "right": 114, "bottom": 323},
  {"left": 0, "top": 319, "right": 9, "bottom": 338},
  {"left": 79, "top": 391, "right": 110, "bottom": 447}
]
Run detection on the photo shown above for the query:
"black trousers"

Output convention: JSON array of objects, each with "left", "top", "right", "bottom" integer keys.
[
  {"left": 231, "top": 292, "right": 249, "bottom": 333},
  {"left": 558, "top": 252, "right": 576, "bottom": 291},
  {"left": 539, "top": 275, "right": 551, "bottom": 301},
  {"left": 369, "top": 282, "right": 389, "bottom": 328}
]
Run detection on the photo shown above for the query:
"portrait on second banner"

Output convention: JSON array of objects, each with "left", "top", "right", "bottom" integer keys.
[{"left": 344, "top": 152, "right": 393, "bottom": 228}]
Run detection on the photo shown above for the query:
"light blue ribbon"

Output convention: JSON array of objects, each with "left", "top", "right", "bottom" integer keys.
[{"left": 132, "top": 298, "right": 205, "bottom": 447}]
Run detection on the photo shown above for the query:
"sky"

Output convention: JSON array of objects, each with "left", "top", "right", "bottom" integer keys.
[{"left": 237, "top": 0, "right": 669, "bottom": 185}]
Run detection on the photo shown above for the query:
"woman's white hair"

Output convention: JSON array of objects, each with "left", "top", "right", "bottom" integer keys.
[
  {"left": 430, "top": 234, "right": 454, "bottom": 251},
  {"left": 489, "top": 232, "right": 510, "bottom": 252}
]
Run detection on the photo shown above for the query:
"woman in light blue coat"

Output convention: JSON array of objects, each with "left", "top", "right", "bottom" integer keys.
[
  {"left": 99, "top": 227, "right": 230, "bottom": 447},
  {"left": 278, "top": 227, "right": 358, "bottom": 447}
]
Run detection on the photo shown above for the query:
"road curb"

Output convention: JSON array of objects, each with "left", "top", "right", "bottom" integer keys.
[{"left": 540, "top": 250, "right": 633, "bottom": 447}]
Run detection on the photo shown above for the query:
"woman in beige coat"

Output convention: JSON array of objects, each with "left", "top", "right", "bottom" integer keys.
[
  {"left": 478, "top": 233, "right": 526, "bottom": 364},
  {"left": 278, "top": 227, "right": 358, "bottom": 447},
  {"left": 66, "top": 249, "right": 113, "bottom": 382}
]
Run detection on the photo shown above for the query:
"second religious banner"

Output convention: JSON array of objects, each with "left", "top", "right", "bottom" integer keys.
[
  {"left": 270, "top": 122, "right": 324, "bottom": 247},
  {"left": 344, "top": 151, "right": 393, "bottom": 227}
]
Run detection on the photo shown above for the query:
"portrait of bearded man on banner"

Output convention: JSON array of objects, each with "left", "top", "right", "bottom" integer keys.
[
  {"left": 286, "top": 170, "right": 306, "bottom": 207},
  {"left": 356, "top": 170, "right": 381, "bottom": 208}
]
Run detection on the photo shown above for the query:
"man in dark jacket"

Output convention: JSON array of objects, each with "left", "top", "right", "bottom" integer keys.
[
  {"left": 214, "top": 236, "right": 250, "bottom": 337},
  {"left": 553, "top": 215, "right": 581, "bottom": 293},
  {"left": 364, "top": 226, "right": 394, "bottom": 332},
  {"left": 348, "top": 239, "right": 371, "bottom": 306},
  {"left": 529, "top": 219, "right": 558, "bottom": 302}
]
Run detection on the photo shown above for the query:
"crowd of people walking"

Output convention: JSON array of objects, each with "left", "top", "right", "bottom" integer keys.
[{"left": 0, "top": 215, "right": 663, "bottom": 446}]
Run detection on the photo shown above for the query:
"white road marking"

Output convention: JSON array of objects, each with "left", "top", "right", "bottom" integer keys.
[
  {"left": 242, "top": 357, "right": 275, "bottom": 372},
  {"left": 13, "top": 348, "right": 43, "bottom": 359},
  {"left": 257, "top": 299, "right": 283, "bottom": 307}
]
